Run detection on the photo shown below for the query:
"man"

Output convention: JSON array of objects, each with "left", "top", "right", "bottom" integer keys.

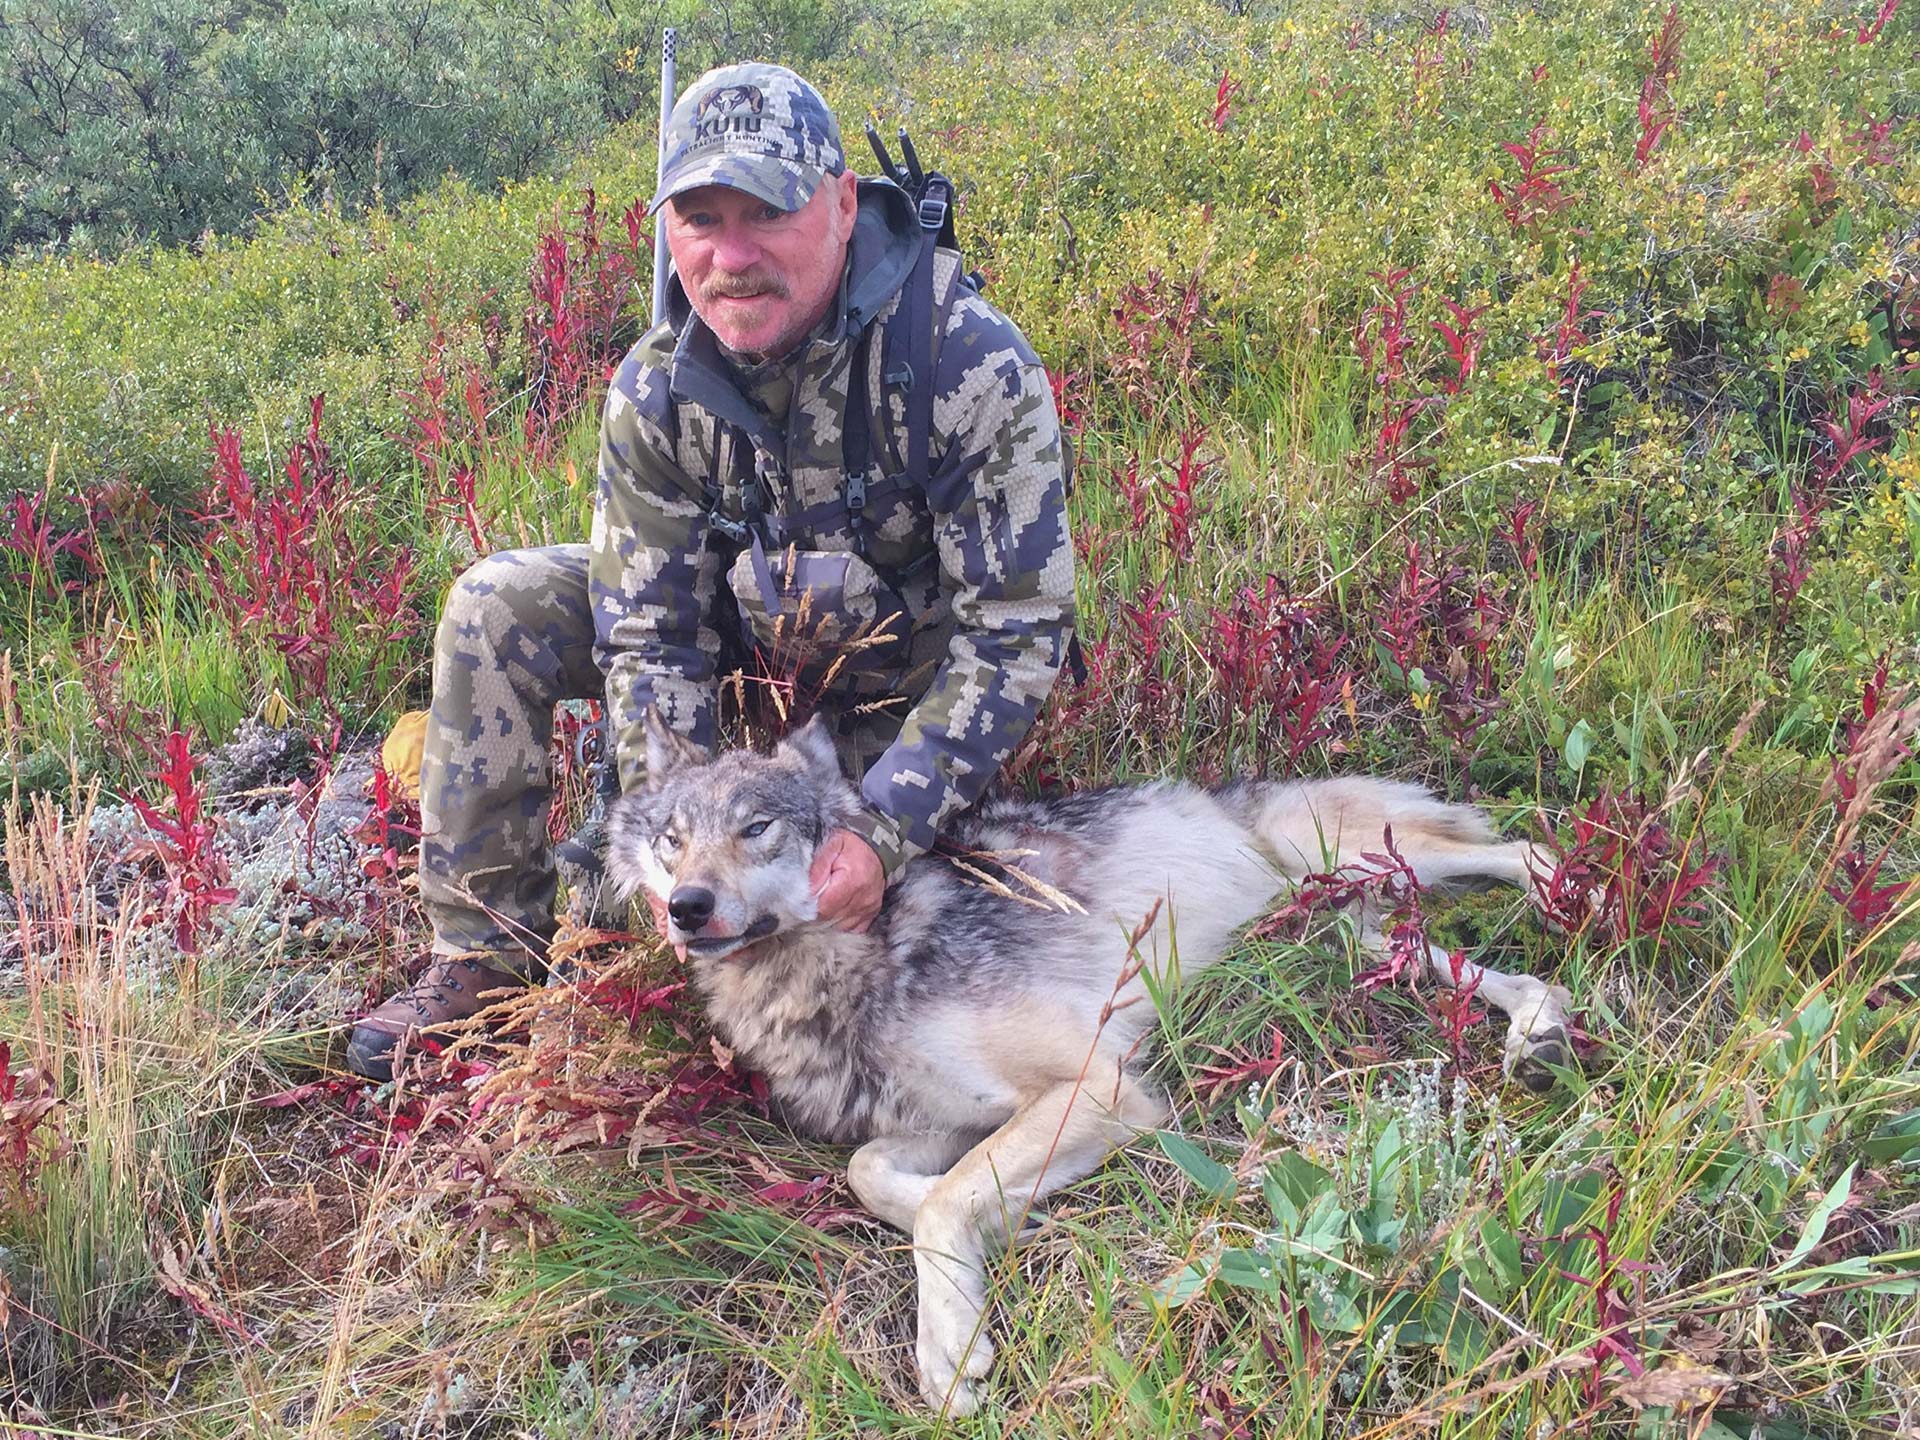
[{"left": 346, "top": 62, "right": 1076, "bottom": 1080}]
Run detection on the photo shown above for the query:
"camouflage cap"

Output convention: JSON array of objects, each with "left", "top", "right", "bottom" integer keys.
[{"left": 648, "top": 63, "right": 847, "bottom": 216}]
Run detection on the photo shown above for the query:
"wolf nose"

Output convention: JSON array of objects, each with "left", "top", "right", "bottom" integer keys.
[{"left": 668, "top": 886, "right": 716, "bottom": 931}]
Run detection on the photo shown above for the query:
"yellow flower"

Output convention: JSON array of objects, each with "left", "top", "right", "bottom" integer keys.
[{"left": 1847, "top": 320, "right": 1871, "bottom": 347}]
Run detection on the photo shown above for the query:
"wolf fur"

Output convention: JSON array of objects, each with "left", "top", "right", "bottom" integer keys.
[{"left": 606, "top": 711, "right": 1572, "bottom": 1415}]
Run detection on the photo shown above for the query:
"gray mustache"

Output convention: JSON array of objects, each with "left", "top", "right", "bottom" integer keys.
[{"left": 705, "top": 272, "right": 789, "bottom": 300}]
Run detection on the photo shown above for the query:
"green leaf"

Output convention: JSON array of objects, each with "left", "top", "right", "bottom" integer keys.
[
  {"left": 1861, "top": 1110, "right": 1920, "bottom": 1163},
  {"left": 1477, "top": 1215, "right": 1524, "bottom": 1292},
  {"left": 1785, "top": 1253, "right": 1920, "bottom": 1296},
  {"left": 1709, "top": 1411, "right": 1820, "bottom": 1439},
  {"left": 1440, "top": 1310, "right": 1490, "bottom": 1372},
  {"left": 1157, "top": 1131, "right": 1236, "bottom": 1201},
  {"left": 1267, "top": 1150, "right": 1333, "bottom": 1212},
  {"left": 1370, "top": 1118, "right": 1405, "bottom": 1203},
  {"left": 1358, "top": 1212, "right": 1406, "bottom": 1250},
  {"left": 1563, "top": 716, "right": 1594, "bottom": 773},
  {"left": 1541, "top": 1168, "right": 1603, "bottom": 1238},
  {"left": 1780, "top": 1161, "right": 1855, "bottom": 1271},
  {"left": 1215, "top": 1246, "right": 1280, "bottom": 1293},
  {"left": 1303, "top": 1279, "right": 1365, "bottom": 1333},
  {"left": 1150, "top": 1256, "right": 1217, "bottom": 1307},
  {"left": 1263, "top": 1170, "right": 1300, "bottom": 1231}
]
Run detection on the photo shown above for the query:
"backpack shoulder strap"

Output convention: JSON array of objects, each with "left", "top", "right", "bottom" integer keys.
[{"left": 901, "top": 176, "right": 950, "bottom": 494}]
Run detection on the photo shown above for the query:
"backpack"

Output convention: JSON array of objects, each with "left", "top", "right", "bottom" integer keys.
[{"left": 840, "top": 123, "right": 982, "bottom": 551}]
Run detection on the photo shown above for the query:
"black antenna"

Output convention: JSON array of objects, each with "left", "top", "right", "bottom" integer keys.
[
  {"left": 865, "top": 122, "right": 907, "bottom": 187},
  {"left": 896, "top": 127, "right": 926, "bottom": 189}
]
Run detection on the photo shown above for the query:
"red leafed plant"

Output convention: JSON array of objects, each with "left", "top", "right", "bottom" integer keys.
[
  {"left": 1109, "top": 268, "right": 1209, "bottom": 408},
  {"left": 3, "top": 488, "right": 101, "bottom": 600},
  {"left": 1552, "top": 1179, "right": 1653, "bottom": 1402},
  {"left": 1105, "top": 455, "right": 1155, "bottom": 533},
  {"left": 1251, "top": 832, "right": 1493, "bottom": 1071},
  {"left": 357, "top": 762, "right": 422, "bottom": 887},
  {"left": 1633, "top": 6, "right": 1684, "bottom": 170},
  {"left": 1356, "top": 268, "right": 1441, "bottom": 504},
  {"left": 1349, "top": 831, "right": 1432, "bottom": 994},
  {"left": 1433, "top": 575, "right": 1516, "bottom": 759},
  {"left": 1824, "top": 655, "right": 1917, "bottom": 927},
  {"left": 1505, "top": 497, "right": 1542, "bottom": 580},
  {"left": 1830, "top": 655, "right": 1909, "bottom": 825},
  {"left": 1532, "top": 790, "right": 1724, "bottom": 942},
  {"left": 1432, "top": 297, "right": 1489, "bottom": 395},
  {"left": 2, "top": 1040, "right": 64, "bottom": 1204},
  {"left": 1772, "top": 372, "right": 1894, "bottom": 620},
  {"left": 1811, "top": 370, "right": 1893, "bottom": 484},
  {"left": 522, "top": 189, "right": 649, "bottom": 457},
  {"left": 1117, "top": 578, "right": 1180, "bottom": 721},
  {"left": 1160, "top": 428, "right": 1212, "bottom": 560},
  {"left": 201, "top": 395, "right": 420, "bottom": 706},
  {"left": 1211, "top": 69, "right": 1245, "bottom": 132},
  {"left": 1769, "top": 485, "right": 1825, "bottom": 620},
  {"left": 1201, "top": 574, "right": 1351, "bottom": 770},
  {"left": 129, "top": 730, "right": 237, "bottom": 954},
  {"left": 1253, "top": 828, "right": 1435, "bottom": 994},
  {"left": 1370, "top": 541, "right": 1518, "bottom": 762},
  {"left": 1827, "top": 846, "right": 1912, "bottom": 929},
  {"left": 443, "top": 464, "right": 491, "bottom": 557},
  {"left": 1194, "top": 1026, "right": 1287, "bottom": 1103},
  {"left": 1427, "top": 943, "right": 1488, "bottom": 1072},
  {"left": 1858, "top": 0, "right": 1902, "bottom": 43},
  {"left": 1048, "top": 367, "right": 1087, "bottom": 441},
  {"left": 1488, "top": 121, "right": 1576, "bottom": 233},
  {"left": 1537, "top": 260, "right": 1602, "bottom": 389}
]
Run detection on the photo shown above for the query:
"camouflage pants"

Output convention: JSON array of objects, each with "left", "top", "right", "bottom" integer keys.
[{"left": 419, "top": 544, "right": 917, "bottom": 960}]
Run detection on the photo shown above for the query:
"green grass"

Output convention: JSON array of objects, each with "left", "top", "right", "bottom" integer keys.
[{"left": 3, "top": 0, "right": 1919, "bottom": 1433}]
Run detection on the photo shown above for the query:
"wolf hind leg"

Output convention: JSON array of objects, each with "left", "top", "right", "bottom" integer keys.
[
  {"left": 1360, "top": 918, "right": 1573, "bottom": 1092},
  {"left": 1244, "top": 778, "right": 1550, "bottom": 887},
  {"left": 911, "top": 1070, "right": 1168, "bottom": 1416},
  {"left": 1432, "top": 943, "right": 1574, "bottom": 1093}
]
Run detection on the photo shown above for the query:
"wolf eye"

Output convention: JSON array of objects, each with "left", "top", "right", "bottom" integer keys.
[
  {"left": 741, "top": 819, "right": 772, "bottom": 839},
  {"left": 656, "top": 831, "right": 681, "bottom": 856}
]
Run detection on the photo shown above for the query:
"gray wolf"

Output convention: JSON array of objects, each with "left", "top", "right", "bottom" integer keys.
[{"left": 607, "top": 711, "right": 1572, "bottom": 1415}]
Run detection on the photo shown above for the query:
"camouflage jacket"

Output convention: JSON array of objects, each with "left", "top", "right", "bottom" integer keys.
[{"left": 589, "top": 180, "right": 1075, "bottom": 875}]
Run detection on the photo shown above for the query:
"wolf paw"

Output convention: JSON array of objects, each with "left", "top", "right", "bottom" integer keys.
[
  {"left": 1509, "top": 1025, "right": 1573, "bottom": 1094},
  {"left": 917, "top": 1293, "right": 994, "bottom": 1415}
]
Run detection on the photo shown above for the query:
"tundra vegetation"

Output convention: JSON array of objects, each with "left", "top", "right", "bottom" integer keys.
[{"left": 1, "top": 0, "right": 1918, "bottom": 1434}]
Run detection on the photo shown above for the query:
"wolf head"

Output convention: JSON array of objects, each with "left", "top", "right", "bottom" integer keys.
[{"left": 605, "top": 712, "right": 859, "bottom": 961}]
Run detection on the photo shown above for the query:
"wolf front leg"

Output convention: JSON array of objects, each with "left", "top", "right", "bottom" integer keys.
[
  {"left": 846, "top": 1131, "right": 976, "bottom": 1234},
  {"left": 909, "top": 1070, "right": 1168, "bottom": 1415}
]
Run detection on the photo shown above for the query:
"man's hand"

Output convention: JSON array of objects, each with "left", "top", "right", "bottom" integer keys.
[{"left": 810, "top": 829, "right": 885, "bottom": 933}]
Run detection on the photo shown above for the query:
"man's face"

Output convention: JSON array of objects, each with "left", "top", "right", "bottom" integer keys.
[{"left": 666, "top": 171, "right": 859, "bottom": 361}]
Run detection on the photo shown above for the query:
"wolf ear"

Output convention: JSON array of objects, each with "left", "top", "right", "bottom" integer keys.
[
  {"left": 643, "top": 707, "right": 704, "bottom": 785},
  {"left": 775, "top": 713, "right": 844, "bottom": 783}
]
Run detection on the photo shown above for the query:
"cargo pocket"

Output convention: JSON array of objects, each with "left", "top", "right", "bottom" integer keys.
[{"left": 726, "top": 544, "right": 914, "bottom": 684}]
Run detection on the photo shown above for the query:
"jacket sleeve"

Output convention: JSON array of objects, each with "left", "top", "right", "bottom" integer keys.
[
  {"left": 589, "top": 344, "right": 725, "bottom": 793},
  {"left": 843, "top": 298, "right": 1077, "bottom": 874}
]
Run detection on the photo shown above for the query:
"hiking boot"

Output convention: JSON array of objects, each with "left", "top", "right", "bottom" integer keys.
[{"left": 345, "top": 952, "right": 538, "bottom": 1082}]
